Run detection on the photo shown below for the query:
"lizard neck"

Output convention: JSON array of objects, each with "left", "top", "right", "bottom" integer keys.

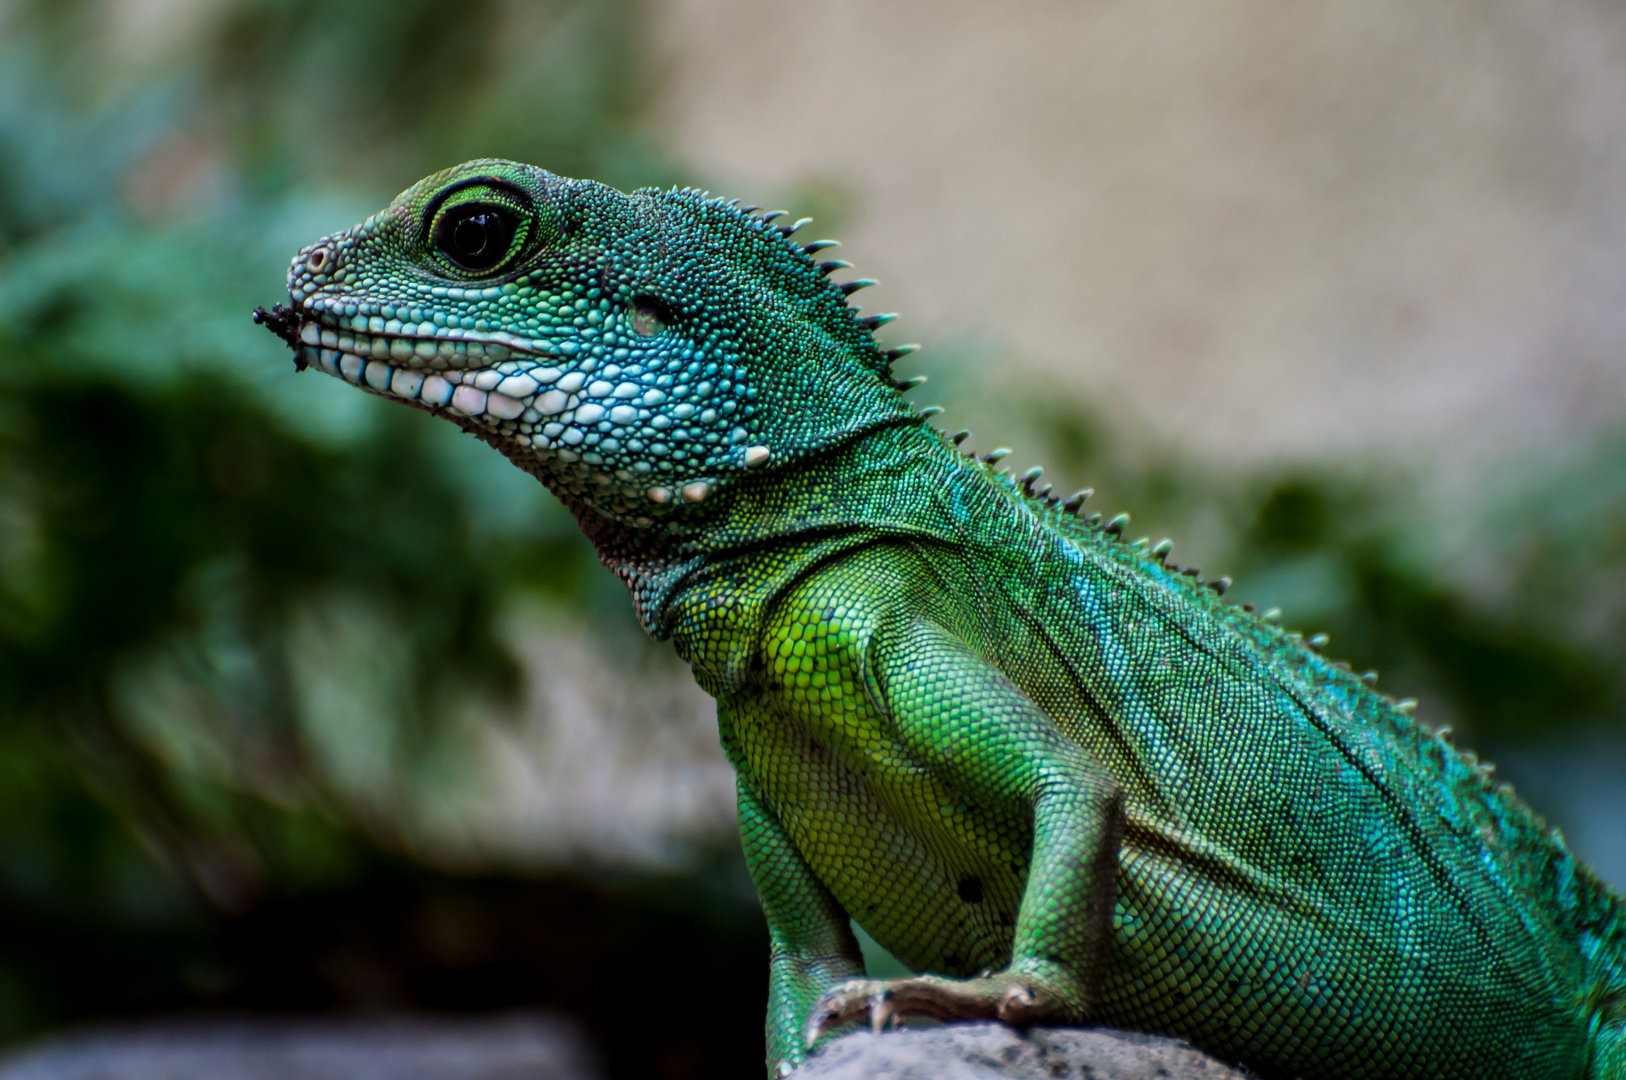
[{"left": 576, "top": 416, "right": 1002, "bottom": 682}]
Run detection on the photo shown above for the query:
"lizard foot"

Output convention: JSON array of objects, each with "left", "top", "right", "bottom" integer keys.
[{"left": 804, "top": 971, "right": 1066, "bottom": 1049}]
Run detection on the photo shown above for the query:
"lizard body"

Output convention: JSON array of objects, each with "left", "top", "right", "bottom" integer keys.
[{"left": 257, "top": 160, "right": 1626, "bottom": 1078}]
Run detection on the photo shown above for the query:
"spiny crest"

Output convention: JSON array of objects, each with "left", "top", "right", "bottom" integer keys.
[
  {"left": 651, "top": 185, "right": 918, "bottom": 380},
  {"left": 935, "top": 430, "right": 1437, "bottom": 721},
  {"left": 653, "top": 180, "right": 1389, "bottom": 705}
]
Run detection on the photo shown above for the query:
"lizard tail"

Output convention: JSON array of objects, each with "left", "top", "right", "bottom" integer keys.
[
  {"left": 1577, "top": 855, "right": 1626, "bottom": 1079},
  {"left": 1599, "top": 930, "right": 1626, "bottom": 1073},
  {"left": 1594, "top": 1019, "right": 1625, "bottom": 1080}
]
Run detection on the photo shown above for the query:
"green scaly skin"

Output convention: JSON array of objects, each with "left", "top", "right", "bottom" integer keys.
[{"left": 256, "top": 159, "right": 1626, "bottom": 1079}]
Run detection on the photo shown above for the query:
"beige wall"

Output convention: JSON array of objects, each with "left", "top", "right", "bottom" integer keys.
[{"left": 653, "top": 0, "right": 1626, "bottom": 477}]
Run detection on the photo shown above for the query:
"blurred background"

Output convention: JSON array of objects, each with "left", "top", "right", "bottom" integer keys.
[{"left": 0, "top": 0, "right": 1622, "bottom": 1076}]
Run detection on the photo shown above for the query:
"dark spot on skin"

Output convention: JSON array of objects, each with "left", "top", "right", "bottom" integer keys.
[
  {"left": 957, "top": 876, "right": 983, "bottom": 904},
  {"left": 945, "top": 954, "right": 961, "bottom": 969},
  {"left": 251, "top": 304, "right": 306, "bottom": 368}
]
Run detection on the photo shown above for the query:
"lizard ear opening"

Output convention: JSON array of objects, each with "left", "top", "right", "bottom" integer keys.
[{"left": 629, "top": 295, "right": 672, "bottom": 337}]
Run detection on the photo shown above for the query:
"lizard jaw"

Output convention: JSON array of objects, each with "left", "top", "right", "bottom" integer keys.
[
  {"left": 286, "top": 307, "right": 566, "bottom": 425},
  {"left": 252, "top": 301, "right": 624, "bottom": 461},
  {"left": 250, "top": 300, "right": 717, "bottom": 518}
]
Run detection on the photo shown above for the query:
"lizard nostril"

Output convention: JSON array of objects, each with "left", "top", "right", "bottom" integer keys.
[{"left": 305, "top": 246, "right": 330, "bottom": 273}]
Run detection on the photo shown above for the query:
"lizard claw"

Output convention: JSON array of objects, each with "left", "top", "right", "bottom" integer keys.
[
  {"left": 804, "top": 982, "right": 879, "bottom": 1048},
  {"left": 997, "top": 981, "right": 1039, "bottom": 1024},
  {"left": 870, "top": 990, "right": 895, "bottom": 1035},
  {"left": 804, "top": 971, "right": 1070, "bottom": 1049}
]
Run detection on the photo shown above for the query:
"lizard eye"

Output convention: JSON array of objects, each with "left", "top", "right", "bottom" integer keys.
[{"left": 433, "top": 203, "right": 519, "bottom": 273}]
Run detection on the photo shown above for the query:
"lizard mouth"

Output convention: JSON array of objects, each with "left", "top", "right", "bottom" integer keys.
[
  {"left": 255, "top": 300, "right": 580, "bottom": 424},
  {"left": 253, "top": 294, "right": 689, "bottom": 474}
]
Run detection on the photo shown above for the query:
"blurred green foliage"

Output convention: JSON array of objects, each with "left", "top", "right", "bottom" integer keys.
[
  {"left": 0, "top": 0, "right": 1622, "bottom": 1069},
  {"left": 0, "top": 0, "right": 697, "bottom": 1050}
]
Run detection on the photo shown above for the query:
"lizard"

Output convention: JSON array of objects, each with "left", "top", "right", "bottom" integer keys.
[{"left": 254, "top": 159, "right": 1626, "bottom": 1079}]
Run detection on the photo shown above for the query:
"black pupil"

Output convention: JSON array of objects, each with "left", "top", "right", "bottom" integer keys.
[
  {"left": 454, "top": 215, "right": 494, "bottom": 256},
  {"left": 440, "top": 206, "right": 512, "bottom": 271}
]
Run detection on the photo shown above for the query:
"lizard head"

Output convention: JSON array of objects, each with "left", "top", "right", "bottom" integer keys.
[{"left": 257, "top": 158, "right": 917, "bottom": 529}]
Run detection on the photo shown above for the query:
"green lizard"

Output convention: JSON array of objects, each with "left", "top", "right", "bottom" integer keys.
[{"left": 255, "top": 159, "right": 1626, "bottom": 1079}]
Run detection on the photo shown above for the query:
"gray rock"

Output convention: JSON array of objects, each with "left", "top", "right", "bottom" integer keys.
[
  {"left": 0, "top": 1014, "right": 600, "bottom": 1080},
  {"left": 798, "top": 1023, "right": 1253, "bottom": 1080}
]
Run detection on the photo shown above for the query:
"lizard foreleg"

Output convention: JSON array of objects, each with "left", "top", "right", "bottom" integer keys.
[
  {"left": 804, "top": 619, "right": 1124, "bottom": 1045},
  {"left": 736, "top": 772, "right": 867, "bottom": 1075}
]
